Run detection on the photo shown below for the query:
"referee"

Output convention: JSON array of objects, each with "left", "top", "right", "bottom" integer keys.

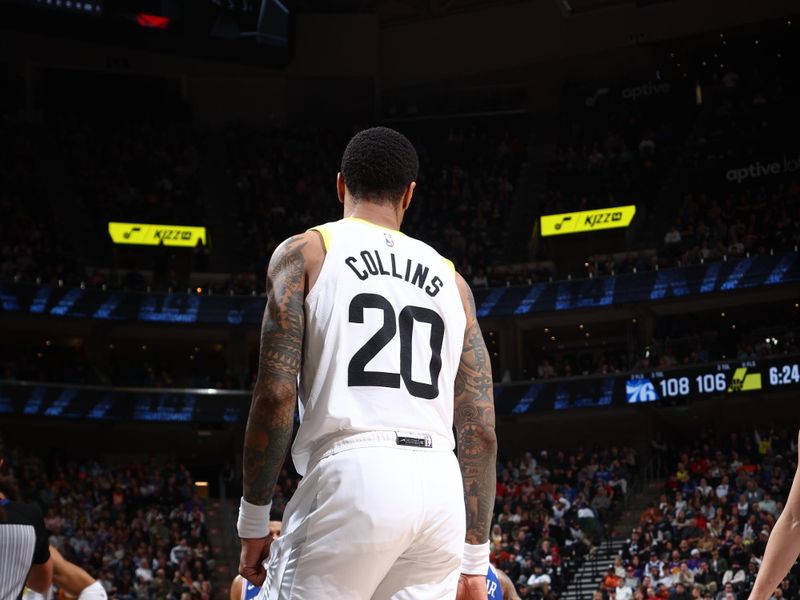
[{"left": 0, "top": 461, "right": 52, "bottom": 600}]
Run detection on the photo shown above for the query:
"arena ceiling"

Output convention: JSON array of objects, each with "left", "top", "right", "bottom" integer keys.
[{"left": 295, "top": 0, "right": 677, "bottom": 24}]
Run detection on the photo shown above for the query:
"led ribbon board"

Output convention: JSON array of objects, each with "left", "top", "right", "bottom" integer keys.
[
  {"left": 108, "top": 222, "right": 207, "bottom": 247},
  {"left": 541, "top": 205, "right": 636, "bottom": 237}
]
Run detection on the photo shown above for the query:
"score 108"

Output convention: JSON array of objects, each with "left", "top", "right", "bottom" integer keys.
[{"left": 655, "top": 363, "right": 733, "bottom": 398}]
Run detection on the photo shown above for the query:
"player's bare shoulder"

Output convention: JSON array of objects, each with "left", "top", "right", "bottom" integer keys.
[
  {"left": 454, "top": 271, "right": 477, "bottom": 327},
  {"left": 268, "top": 231, "right": 326, "bottom": 294}
]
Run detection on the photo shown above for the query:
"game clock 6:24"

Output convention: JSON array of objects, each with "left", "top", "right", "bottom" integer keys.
[{"left": 769, "top": 362, "right": 800, "bottom": 386}]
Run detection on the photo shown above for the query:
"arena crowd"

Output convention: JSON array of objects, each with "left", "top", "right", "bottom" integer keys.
[{"left": 1, "top": 438, "right": 215, "bottom": 600}]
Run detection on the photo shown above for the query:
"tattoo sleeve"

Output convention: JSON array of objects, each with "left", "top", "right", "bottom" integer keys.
[
  {"left": 454, "top": 283, "right": 497, "bottom": 545},
  {"left": 242, "top": 235, "right": 307, "bottom": 508}
]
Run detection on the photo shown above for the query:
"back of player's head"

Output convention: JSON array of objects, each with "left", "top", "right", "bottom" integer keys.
[{"left": 340, "top": 126, "right": 419, "bottom": 205}]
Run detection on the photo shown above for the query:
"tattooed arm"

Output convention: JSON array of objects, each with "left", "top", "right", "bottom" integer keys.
[
  {"left": 747, "top": 430, "right": 800, "bottom": 600},
  {"left": 454, "top": 273, "right": 497, "bottom": 579},
  {"left": 239, "top": 231, "right": 322, "bottom": 585}
]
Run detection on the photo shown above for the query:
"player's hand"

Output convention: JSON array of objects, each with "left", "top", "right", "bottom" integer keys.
[
  {"left": 456, "top": 573, "right": 488, "bottom": 600},
  {"left": 239, "top": 536, "right": 272, "bottom": 587}
]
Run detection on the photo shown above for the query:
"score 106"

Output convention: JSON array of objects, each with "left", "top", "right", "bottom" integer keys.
[{"left": 654, "top": 363, "right": 732, "bottom": 397}]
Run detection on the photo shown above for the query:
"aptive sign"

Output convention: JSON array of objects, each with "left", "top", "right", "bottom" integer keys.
[{"left": 725, "top": 153, "right": 800, "bottom": 184}]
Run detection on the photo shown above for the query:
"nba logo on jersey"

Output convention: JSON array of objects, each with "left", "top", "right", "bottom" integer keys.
[{"left": 384, "top": 232, "right": 395, "bottom": 247}]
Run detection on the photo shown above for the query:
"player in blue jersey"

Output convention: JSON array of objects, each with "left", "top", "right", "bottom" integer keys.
[
  {"left": 231, "top": 516, "right": 283, "bottom": 600},
  {"left": 486, "top": 564, "right": 521, "bottom": 600},
  {"left": 486, "top": 564, "right": 503, "bottom": 600}
]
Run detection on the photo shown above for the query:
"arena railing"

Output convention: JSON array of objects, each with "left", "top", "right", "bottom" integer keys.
[
  {"left": 1, "top": 251, "right": 797, "bottom": 322},
  {"left": 1, "top": 352, "right": 798, "bottom": 422}
]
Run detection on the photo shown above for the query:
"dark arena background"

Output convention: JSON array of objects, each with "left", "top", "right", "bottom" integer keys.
[{"left": 1, "top": 0, "right": 800, "bottom": 598}]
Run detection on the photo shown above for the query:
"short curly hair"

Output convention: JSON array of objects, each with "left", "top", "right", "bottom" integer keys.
[{"left": 340, "top": 126, "right": 419, "bottom": 205}]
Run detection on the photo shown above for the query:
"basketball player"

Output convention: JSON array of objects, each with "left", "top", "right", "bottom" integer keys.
[
  {"left": 487, "top": 565, "right": 521, "bottom": 600},
  {"left": 231, "top": 517, "right": 283, "bottom": 600},
  {"left": 46, "top": 545, "right": 107, "bottom": 600},
  {"left": 237, "top": 126, "right": 497, "bottom": 599},
  {"left": 232, "top": 520, "right": 511, "bottom": 600},
  {"left": 235, "top": 564, "right": 516, "bottom": 600},
  {"left": 747, "top": 429, "right": 800, "bottom": 600},
  {"left": 0, "top": 469, "right": 52, "bottom": 600}
]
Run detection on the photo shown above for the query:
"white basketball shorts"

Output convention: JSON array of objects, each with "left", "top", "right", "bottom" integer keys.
[{"left": 259, "top": 431, "right": 466, "bottom": 600}]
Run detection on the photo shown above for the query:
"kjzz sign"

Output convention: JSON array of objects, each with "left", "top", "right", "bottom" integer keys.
[
  {"left": 108, "top": 222, "right": 208, "bottom": 247},
  {"left": 540, "top": 205, "right": 636, "bottom": 237}
]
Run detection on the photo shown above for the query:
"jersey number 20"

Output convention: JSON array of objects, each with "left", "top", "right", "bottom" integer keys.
[{"left": 348, "top": 293, "right": 444, "bottom": 399}]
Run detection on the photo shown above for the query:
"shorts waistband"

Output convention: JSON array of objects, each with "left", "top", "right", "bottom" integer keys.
[{"left": 310, "top": 430, "right": 453, "bottom": 466}]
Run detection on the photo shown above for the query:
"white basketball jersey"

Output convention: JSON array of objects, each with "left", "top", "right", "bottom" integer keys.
[{"left": 292, "top": 217, "right": 466, "bottom": 476}]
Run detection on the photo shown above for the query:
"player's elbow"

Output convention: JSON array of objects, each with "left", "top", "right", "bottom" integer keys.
[
  {"left": 475, "top": 424, "right": 498, "bottom": 458},
  {"left": 253, "top": 379, "right": 296, "bottom": 407},
  {"left": 788, "top": 510, "right": 800, "bottom": 535}
]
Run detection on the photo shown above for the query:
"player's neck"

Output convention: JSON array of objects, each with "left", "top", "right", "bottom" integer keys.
[{"left": 345, "top": 202, "right": 402, "bottom": 231}]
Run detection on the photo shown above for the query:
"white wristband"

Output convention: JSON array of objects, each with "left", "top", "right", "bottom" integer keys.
[
  {"left": 461, "top": 541, "right": 490, "bottom": 575},
  {"left": 237, "top": 497, "right": 271, "bottom": 539}
]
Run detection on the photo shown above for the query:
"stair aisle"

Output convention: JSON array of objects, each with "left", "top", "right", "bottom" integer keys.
[{"left": 561, "top": 539, "right": 627, "bottom": 600}]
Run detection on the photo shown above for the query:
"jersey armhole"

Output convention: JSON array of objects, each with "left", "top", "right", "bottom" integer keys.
[
  {"left": 308, "top": 225, "right": 331, "bottom": 254},
  {"left": 443, "top": 258, "right": 456, "bottom": 277}
]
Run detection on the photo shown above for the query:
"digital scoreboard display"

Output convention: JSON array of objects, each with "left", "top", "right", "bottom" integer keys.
[
  {"left": 493, "top": 355, "right": 800, "bottom": 415},
  {"left": 626, "top": 360, "right": 768, "bottom": 403},
  {"left": 624, "top": 357, "right": 800, "bottom": 404}
]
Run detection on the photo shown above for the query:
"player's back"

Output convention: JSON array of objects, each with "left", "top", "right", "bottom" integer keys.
[{"left": 293, "top": 216, "right": 466, "bottom": 475}]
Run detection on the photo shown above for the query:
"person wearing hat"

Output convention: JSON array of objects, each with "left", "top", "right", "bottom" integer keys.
[
  {"left": 747, "top": 430, "right": 800, "bottom": 600},
  {"left": 624, "top": 564, "right": 641, "bottom": 590}
]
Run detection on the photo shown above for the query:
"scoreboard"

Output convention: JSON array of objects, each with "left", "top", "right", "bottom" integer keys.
[
  {"left": 624, "top": 357, "right": 800, "bottom": 404},
  {"left": 625, "top": 360, "right": 764, "bottom": 403},
  {"left": 494, "top": 355, "right": 800, "bottom": 414},
  {"left": 624, "top": 356, "right": 800, "bottom": 403}
]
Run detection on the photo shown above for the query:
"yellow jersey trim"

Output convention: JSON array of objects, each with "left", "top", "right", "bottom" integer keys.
[
  {"left": 308, "top": 225, "right": 332, "bottom": 252},
  {"left": 344, "top": 217, "right": 407, "bottom": 236},
  {"left": 443, "top": 258, "right": 456, "bottom": 275}
]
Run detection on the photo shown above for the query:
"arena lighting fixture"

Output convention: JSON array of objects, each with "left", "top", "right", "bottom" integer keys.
[
  {"left": 194, "top": 481, "right": 209, "bottom": 487},
  {"left": 136, "top": 13, "right": 169, "bottom": 28}
]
